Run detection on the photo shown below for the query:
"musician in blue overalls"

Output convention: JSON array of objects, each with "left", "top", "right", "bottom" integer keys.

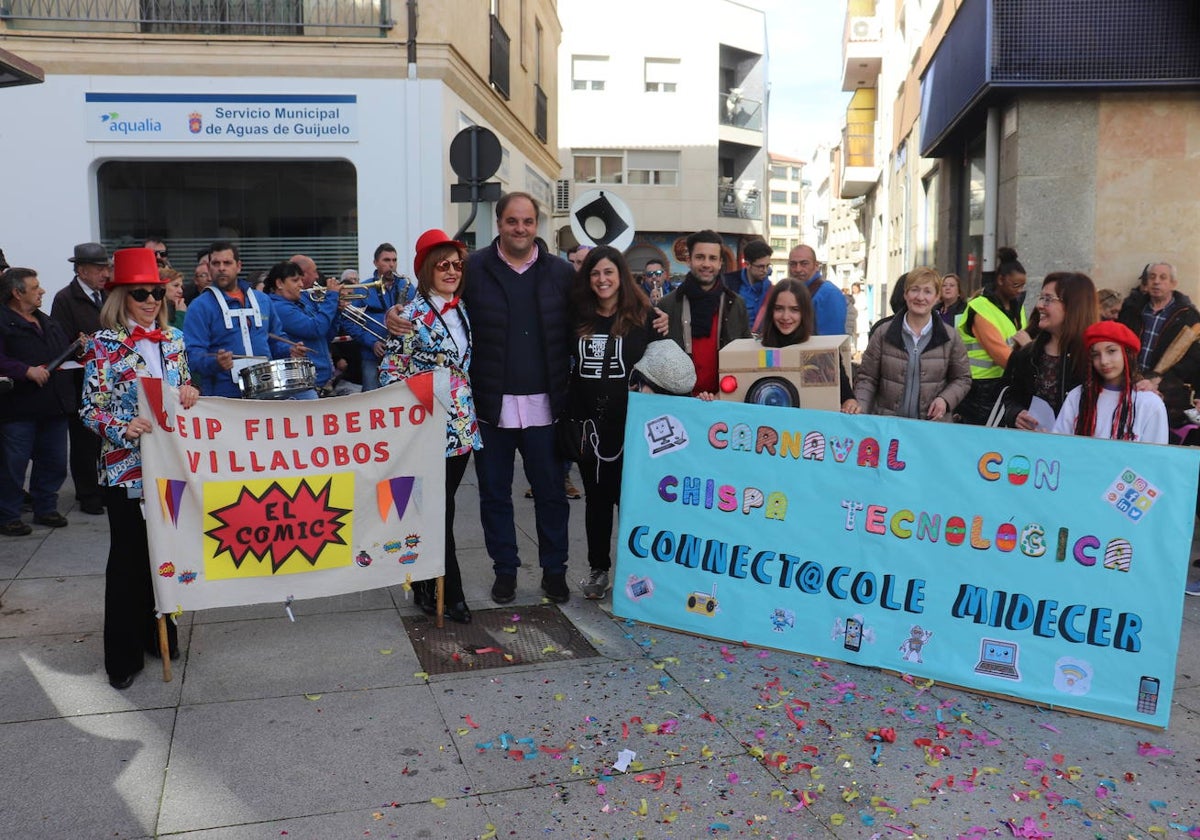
[
  {"left": 182, "top": 241, "right": 300, "bottom": 398},
  {"left": 356, "top": 242, "right": 414, "bottom": 391}
]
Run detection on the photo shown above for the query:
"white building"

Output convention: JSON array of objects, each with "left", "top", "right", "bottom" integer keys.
[
  {"left": 0, "top": 2, "right": 561, "bottom": 293},
  {"left": 766, "top": 153, "right": 804, "bottom": 276},
  {"left": 554, "top": 0, "right": 767, "bottom": 275}
]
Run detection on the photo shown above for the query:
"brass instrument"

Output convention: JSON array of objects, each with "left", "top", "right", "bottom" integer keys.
[{"left": 305, "top": 276, "right": 395, "bottom": 302}]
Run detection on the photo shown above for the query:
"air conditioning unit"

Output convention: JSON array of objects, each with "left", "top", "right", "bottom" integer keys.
[
  {"left": 849, "top": 17, "right": 878, "bottom": 41},
  {"left": 555, "top": 179, "right": 571, "bottom": 213}
]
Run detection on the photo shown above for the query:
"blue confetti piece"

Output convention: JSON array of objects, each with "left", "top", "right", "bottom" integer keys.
[
  {"left": 1149, "top": 800, "right": 1167, "bottom": 811},
  {"left": 708, "top": 822, "right": 731, "bottom": 832}
]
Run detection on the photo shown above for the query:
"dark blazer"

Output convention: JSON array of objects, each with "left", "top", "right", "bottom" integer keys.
[
  {"left": 0, "top": 306, "right": 74, "bottom": 422},
  {"left": 50, "top": 279, "right": 103, "bottom": 407},
  {"left": 463, "top": 238, "right": 574, "bottom": 425}
]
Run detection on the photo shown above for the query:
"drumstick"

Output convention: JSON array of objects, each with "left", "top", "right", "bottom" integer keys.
[
  {"left": 205, "top": 353, "right": 268, "bottom": 360},
  {"left": 268, "top": 333, "right": 312, "bottom": 354}
]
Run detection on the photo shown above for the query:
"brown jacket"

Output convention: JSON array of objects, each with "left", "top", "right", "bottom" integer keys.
[{"left": 854, "top": 314, "right": 971, "bottom": 420}]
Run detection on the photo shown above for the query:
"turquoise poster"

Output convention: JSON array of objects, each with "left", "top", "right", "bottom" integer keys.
[{"left": 613, "top": 392, "right": 1199, "bottom": 728}]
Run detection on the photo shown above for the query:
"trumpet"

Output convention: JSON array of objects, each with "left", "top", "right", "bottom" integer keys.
[{"left": 305, "top": 276, "right": 396, "bottom": 302}]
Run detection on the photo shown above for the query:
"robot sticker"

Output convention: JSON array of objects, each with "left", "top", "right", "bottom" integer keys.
[
  {"left": 643, "top": 414, "right": 688, "bottom": 456},
  {"left": 899, "top": 625, "right": 934, "bottom": 663}
]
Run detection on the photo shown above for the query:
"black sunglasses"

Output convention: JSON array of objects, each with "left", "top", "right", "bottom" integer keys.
[
  {"left": 645, "top": 269, "right": 665, "bottom": 277},
  {"left": 129, "top": 287, "right": 167, "bottom": 302}
]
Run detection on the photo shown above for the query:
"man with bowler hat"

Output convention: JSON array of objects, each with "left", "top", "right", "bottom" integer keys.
[{"left": 50, "top": 242, "right": 111, "bottom": 515}]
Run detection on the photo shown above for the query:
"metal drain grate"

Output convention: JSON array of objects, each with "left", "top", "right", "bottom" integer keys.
[{"left": 402, "top": 604, "right": 601, "bottom": 675}]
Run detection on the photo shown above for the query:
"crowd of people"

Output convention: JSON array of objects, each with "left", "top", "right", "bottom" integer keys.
[{"left": 3, "top": 192, "right": 1199, "bottom": 692}]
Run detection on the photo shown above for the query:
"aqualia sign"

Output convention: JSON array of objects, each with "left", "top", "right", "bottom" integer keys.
[{"left": 85, "top": 93, "right": 357, "bottom": 142}]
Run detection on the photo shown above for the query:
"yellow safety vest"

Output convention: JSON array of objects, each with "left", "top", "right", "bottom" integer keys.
[{"left": 958, "top": 296, "right": 1027, "bottom": 380}]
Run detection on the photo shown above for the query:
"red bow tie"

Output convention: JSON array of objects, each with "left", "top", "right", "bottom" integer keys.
[
  {"left": 440, "top": 297, "right": 461, "bottom": 315},
  {"left": 130, "top": 326, "right": 168, "bottom": 343}
]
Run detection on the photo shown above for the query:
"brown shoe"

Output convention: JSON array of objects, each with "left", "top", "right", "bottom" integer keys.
[{"left": 565, "top": 481, "right": 582, "bottom": 500}]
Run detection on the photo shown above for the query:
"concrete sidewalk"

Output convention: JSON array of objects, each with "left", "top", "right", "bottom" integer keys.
[{"left": 2, "top": 465, "right": 1199, "bottom": 839}]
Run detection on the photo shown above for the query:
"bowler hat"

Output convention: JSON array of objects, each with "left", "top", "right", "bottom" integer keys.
[
  {"left": 634, "top": 340, "right": 697, "bottom": 395},
  {"left": 413, "top": 229, "right": 466, "bottom": 276},
  {"left": 69, "top": 242, "right": 110, "bottom": 265},
  {"left": 107, "top": 248, "right": 166, "bottom": 290}
]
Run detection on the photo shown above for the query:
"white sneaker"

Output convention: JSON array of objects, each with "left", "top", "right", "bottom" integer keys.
[
  {"left": 1186, "top": 580, "right": 1200, "bottom": 597},
  {"left": 581, "top": 569, "right": 610, "bottom": 600}
]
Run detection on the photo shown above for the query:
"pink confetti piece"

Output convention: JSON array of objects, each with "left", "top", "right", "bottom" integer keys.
[
  {"left": 1004, "top": 816, "right": 1053, "bottom": 838},
  {"left": 1038, "top": 723, "right": 1060, "bottom": 733},
  {"left": 596, "top": 782, "right": 606, "bottom": 795},
  {"left": 727, "top": 772, "right": 739, "bottom": 785},
  {"left": 463, "top": 714, "right": 480, "bottom": 729},
  {"left": 1137, "top": 741, "right": 1175, "bottom": 757},
  {"left": 756, "top": 650, "right": 770, "bottom": 658}
]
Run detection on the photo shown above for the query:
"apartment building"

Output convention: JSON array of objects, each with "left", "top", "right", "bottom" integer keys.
[
  {"left": 765, "top": 154, "right": 803, "bottom": 276},
  {"left": 554, "top": 0, "right": 767, "bottom": 275},
  {"left": 839, "top": 0, "right": 1200, "bottom": 306},
  {"left": 0, "top": 0, "right": 561, "bottom": 289}
]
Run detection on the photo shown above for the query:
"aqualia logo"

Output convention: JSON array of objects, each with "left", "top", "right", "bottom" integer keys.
[{"left": 100, "top": 111, "right": 163, "bottom": 136}]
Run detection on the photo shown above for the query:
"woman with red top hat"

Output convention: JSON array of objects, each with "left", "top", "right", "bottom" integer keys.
[
  {"left": 80, "top": 248, "right": 199, "bottom": 689},
  {"left": 379, "top": 230, "right": 481, "bottom": 623},
  {"left": 1052, "top": 320, "right": 1167, "bottom": 443}
]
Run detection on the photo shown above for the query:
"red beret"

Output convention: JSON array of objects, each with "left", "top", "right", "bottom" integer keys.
[{"left": 1083, "top": 320, "right": 1140, "bottom": 354}]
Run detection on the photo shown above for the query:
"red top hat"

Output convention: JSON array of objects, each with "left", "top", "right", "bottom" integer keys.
[
  {"left": 413, "top": 229, "right": 466, "bottom": 275},
  {"left": 107, "top": 248, "right": 165, "bottom": 289}
]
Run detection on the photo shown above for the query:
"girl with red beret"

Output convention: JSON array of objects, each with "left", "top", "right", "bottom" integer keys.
[{"left": 1052, "top": 321, "right": 1167, "bottom": 443}]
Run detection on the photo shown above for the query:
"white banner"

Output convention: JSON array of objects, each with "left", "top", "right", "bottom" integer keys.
[
  {"left": 138, "top": 373, "right": 445, "bottom": 613},
  {"left": 85, "top": 93, "right": 357, "bottom": 142}
]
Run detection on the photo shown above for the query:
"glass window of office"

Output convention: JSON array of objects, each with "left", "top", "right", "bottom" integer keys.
[{"left": 96, "top": 160, "right": 358, "bottom": 274}]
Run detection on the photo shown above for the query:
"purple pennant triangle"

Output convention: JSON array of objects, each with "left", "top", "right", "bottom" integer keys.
[{"left": 388, "top": 476, "right": 415, "bottom": 520}]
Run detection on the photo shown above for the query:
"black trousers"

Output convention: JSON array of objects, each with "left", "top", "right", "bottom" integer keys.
[
  {"left": 103, "top": 485, "right": 176, "bottom": 680},
  {"left": 68, "top": 413, "right": 102, "bottom": 505},
  {"left": 416, "top": 452, "right": 472, "bottom": 604},
  {"left": 578, "top": 445, "right": 623, "bottom": 573}
]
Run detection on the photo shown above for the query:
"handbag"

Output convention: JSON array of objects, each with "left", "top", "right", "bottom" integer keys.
[{"left": 984, "top": 385, "right": 1010, "bottom": 428}]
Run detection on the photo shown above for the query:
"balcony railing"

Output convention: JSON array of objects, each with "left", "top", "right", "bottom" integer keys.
[
  {"left": 489, "top": 13, "right": 510, "bottom": 100},
  {"left": 1, "top": 0, "right": 390, "bottom": 35},
  {"left": 534, "top": 82, "right": 547, "bottom": 143},
  {"left": 718, "top": 89, "right": 762, "bottom": 132},
  {"left": 717, "top": 180, "right": 761, "bottom": 220}
]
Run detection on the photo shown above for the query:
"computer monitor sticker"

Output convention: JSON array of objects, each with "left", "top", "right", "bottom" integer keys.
[{"left": 974, "top": 638, "right": 1021, "bottom": 681}]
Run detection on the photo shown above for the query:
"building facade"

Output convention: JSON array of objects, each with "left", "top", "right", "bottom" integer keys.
[
  {"left": 553, "top": 0, "right": 767, "bottom": 276},
  {"left": 839, "top": 0, "right": 1200, "bottom": 317},
  {"left": 0, "top": 0, "right": 561, "bottom": 292},
  {"left": 766, "top": 154, "right": 804, "bottom": 276}
]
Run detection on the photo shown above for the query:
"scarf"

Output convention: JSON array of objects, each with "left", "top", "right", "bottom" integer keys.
[{"left": 679, "top": 273, "right": 725, "bottom": 338}]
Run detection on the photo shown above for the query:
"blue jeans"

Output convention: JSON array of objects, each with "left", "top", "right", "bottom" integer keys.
[
  {"left": 474, "top": 421, "right": 569, "bottom": 577},
  {"left": 360, "top": 355, "right": 380, "bottom": 392},
  {"left": 0, "top": 417, "right": 69, "bottom": 521}
]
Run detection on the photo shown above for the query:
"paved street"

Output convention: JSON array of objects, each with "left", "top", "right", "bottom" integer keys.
[{"left": 2, "top": 466, "right": 1199, "bottom": 839}]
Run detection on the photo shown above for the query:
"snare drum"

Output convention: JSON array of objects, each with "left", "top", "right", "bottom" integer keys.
[{"left": 238, "top": 359, "right": 317, "bottom": 399}]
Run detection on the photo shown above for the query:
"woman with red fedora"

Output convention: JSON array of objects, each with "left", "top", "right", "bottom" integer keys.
[
  {"left": 80, "top": 247, "right": 200, "bottom": 689},
  {"left": 379, "top": 230, "right": 480, "bottom": 623},
  {"left": 1052, "top": 320, "right": 1167, "bottom": 443}
]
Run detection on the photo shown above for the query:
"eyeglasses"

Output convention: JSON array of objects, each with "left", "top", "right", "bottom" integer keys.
[
  {"left": 128, "top": 287, "right": 167, "bottom": 302},
  {"left": 153, "top": 249, "right": 168, "bottom": 257},
  {"left": 645, "top": 269, "right": 664, "bottom": 278},
  {"left": 433, "top": 259, "right": 464, "bottom": 273},
  {"left": 1036, "top": 294, "right": 1061, "bottom": 305}
]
